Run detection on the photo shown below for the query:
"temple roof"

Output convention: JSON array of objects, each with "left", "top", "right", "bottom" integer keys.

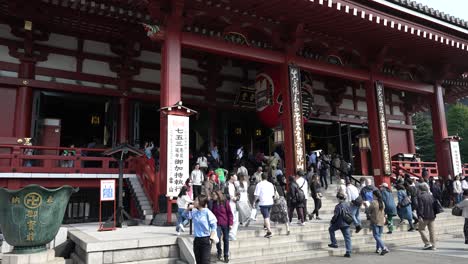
[{"left": 385, "top": 0, "right": 468, "bottom": 30}]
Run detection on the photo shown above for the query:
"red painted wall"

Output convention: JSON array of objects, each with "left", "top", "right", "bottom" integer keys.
[
  {"left": 0, "top": 87, "right": 17, "bottom": 137},
  {"left": 388, "top": 128, "right": 409, "bottom": 156}
]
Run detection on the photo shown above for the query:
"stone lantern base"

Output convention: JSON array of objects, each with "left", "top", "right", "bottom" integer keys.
[{"left": 2, "top": 249, "right": 65, "bottom": 264}]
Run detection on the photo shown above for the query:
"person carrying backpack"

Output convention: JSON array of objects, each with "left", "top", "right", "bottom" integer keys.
[
  {"left": 287, "top": 176, "right": 305, "bottom": 225},
  {"left": 328, "top": 192, "right": 352, "bottom": 258}
]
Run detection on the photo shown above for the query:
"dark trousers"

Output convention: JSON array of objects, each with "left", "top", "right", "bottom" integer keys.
[
  {"left": 288, "top": 206, "right": 304, "bottom": 223},
  {"left": 312, "top": 198, "right": 322, "bottom": 216},
  {"left": 193, "top": 185, "right": 202, "bottom": 200},
  {"left": 194, "top": 236, "right": 211, "bottom": 264},
  {"left": 304, "top": 199, "right": 309, "bottom": 218},
  {"left": 216, "top": 225, "right": 229, "bottom": 257},
  {"left": 320, "top": 173, "right": 328, "bottom": 189},
  {"left": 464, "top": 218, "right": 468, "bottom": 243}
]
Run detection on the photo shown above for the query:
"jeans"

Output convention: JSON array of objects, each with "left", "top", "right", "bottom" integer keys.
[
  {"left": 418, "top": 219, "right": 436, "bottom": 247},
  {"left": 329, "top": 226, "right": 352, "bottom": 254},
  {"left": 194, "top": 236, "right": 211, "bottom": 264},
  {"left": 312, "top": 198, "right": 322, "bottom": 217},
  {"left": 176, "top": 208, "right": 188, "bottom": 232},
  {"left": 371, "top": 224, "right": 386, "bottom": 250},
  {"left": 320, "top": 173, "right": 328, "bottom": 189},
  {"left": 456, "top": 193, "right": 463, "bottom": 204},
  {"left": 216, "top": 226, "right": 229, "bottom": 257},
  {"left": 350, "top": 205, "right": 361, "bottom": 227}
]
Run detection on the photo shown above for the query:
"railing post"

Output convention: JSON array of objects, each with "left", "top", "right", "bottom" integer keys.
[
  {"left": 75, "top": 148, "right": 82, "bottom": 173},
  {"left": 11, "top": 146, "right": 21, "bottom": 171}
]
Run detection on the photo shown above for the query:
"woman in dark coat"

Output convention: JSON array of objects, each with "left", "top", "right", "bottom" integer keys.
[
  {"left": 287, "top": 176, "right": 305, "bottom": 225},
  {"left": 309, "top": 174, "right": 322, "bottom": 220}
]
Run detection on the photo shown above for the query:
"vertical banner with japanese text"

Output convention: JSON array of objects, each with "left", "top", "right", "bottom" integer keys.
[
  {"left": 289, "top": 65, "right": 306, "bottom": 172},
  {"left": 375, "top": 81, "right": 392, "bottom": 175},
  {"left": 450, "top": 140, "right": 462, "bottom": 176},
  {"left": 167, "top": 115, "right": 190, "bottom": 197}
]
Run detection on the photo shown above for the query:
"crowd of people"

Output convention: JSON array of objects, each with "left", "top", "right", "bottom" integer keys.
[{"left": 172, "top": 149, "right": 468, "bottom": 263}]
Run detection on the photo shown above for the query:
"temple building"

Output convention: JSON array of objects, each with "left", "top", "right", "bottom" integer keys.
[{"left": 0, "top": 0, "right": 467, "bottom": 222}]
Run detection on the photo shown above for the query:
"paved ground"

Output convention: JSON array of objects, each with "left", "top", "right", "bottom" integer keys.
[{"left": 314, "top": 237, "right": 468, "bottom": 264}]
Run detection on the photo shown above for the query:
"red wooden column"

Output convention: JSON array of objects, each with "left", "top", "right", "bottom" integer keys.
[
  {"left": 406, "top": 113, "right": 416, "bottom": 153},
  {"left": 431, "top": 83, "right": 451, "bottom": 178},
  {"left": 365, "top": 80, "right": 389, "bottom": 186},
  {"left": 158, "top": 4, "right": 183, "bottom": 209},
  {"left": 280, "top": 62, "right": 296, "bottom": 178},
  {"left": 14, "top": 61, "right": 35, "bottom": 138}
]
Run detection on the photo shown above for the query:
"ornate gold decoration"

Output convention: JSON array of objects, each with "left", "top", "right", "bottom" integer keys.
[{"left": 24, "top": 192, "right": 43, "bottom": 209}]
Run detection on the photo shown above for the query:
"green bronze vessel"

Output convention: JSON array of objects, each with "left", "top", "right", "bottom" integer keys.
[{"left": 0, "top": 184, "right": 78, "bottom": 254}]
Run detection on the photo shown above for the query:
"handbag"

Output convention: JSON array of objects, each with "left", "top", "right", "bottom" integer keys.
[
  {"left": 316, "top": 192, "right": 323, "bottom": 199},
  {"left": 250, "top": 208, "right": 257, "bottom": 220},
  {"left": 452, "top": 206, "right": 463, "bottom": 216},
  {"left": 341, "top": 207, "right": 354, "bottom": 225},
  {"left": 273, "top": 186, "right": 280, "bottom": 201}
]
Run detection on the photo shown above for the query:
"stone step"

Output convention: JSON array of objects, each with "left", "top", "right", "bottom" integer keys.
[
  {"left": 230, "top": 219, "right": 462, "bottom": 249},
  {"left": 115, "top": 258, "right": 186, "bottom": 264},
  {"left": 223, "top": 230, "right": 459, "bottom": 263}
]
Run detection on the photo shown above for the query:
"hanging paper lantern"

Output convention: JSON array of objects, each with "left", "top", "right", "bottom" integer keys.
[{"left": 255, "top": 67, "right": 283, "bottom": 128}]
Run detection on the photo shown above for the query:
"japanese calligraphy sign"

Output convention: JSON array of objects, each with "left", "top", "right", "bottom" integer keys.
[
  {"left": 100, "top": 180, "right": 116, "bottom": 201},
  {"left": 167, "top": 115, "right": 190, "bottom": 197},
  {"left": 450, "top": 140, "right": 462, "bottom": 176},
  {"left": 289, "top": 65, "right": 306, "bottom": 172},
  {"left": 375, "top": 81, "right": 392, "bottom": 176}
]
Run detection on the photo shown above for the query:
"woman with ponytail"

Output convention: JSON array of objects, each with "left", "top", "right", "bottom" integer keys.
[{"left": 369, "top": 189, "right": 389, "bottom": 255}]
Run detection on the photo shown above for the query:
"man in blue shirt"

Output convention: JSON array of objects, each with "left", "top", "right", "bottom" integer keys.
[{"left": 190, "top": 195, "right": 218, "bottom": 263}]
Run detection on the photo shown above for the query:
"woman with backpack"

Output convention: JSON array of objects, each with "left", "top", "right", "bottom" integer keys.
[
  {"left": 369, "top": 190, "right": 389, "bottom": 255},
  {"left": 396, "top": 184, "right": 415, "bottom": 231},
  {"left": 287, "top": 175, "right": 305, "bottom": 225},
  {"left": 211, "top": 191, "right": 233, "bottom": 263}
]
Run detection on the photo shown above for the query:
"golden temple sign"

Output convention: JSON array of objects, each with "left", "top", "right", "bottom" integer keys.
[{"left": 289, "top": 65, "right": 306, "bottom": 172}]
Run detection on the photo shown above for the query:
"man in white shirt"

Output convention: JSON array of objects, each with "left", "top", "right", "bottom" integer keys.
[
  {"left": 254, "top": 172, "right": 275, "bottom": 238},
  {"left": 346, "top": 180, "right": 362, "bottom": 233},
  {"left": 190, "top": 164, "right": 204, "bottom": 200},
  {"left": 295, "top": 170, "right": 310, "bottom": 221}
]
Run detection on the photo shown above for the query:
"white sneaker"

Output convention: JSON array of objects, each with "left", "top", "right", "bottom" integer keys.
[
  {"left": 176, "top": 232, "right": 180, "bottom": 236},
  {"left": 179, "top": 224, "right": 185, "bottom": 232},
  {"left": 300, "top": 222, "right": 306, "bottom": 226}
]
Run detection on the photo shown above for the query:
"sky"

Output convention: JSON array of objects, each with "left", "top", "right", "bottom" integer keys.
[{"left": 414, "top": 0, "right": 468, "bottom": 21}]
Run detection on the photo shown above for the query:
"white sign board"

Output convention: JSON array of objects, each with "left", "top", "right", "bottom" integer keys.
[
  {"left": 450, "top": 141, "right": 463, "bottom": 176},
  {"left": 167, "top": 115, "right": 190, "bottom": 197},
  {"left": 100, "top": 180, "right": 116, "bottom": 201}
]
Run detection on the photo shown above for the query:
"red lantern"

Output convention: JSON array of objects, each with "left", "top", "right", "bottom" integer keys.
[{"left": 255, "top": 67, "right": 283, "bottom": 128}]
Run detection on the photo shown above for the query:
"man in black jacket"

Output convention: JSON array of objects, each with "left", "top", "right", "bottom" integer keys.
[{"left": 415, "top": 184, "right": 437, "bottom": 250}]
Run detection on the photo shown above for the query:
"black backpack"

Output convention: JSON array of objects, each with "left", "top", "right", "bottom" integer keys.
[{"left": 296, "top": 182, "right": 306, "bottom": 203}]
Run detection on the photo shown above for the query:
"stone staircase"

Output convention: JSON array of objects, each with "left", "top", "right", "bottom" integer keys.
[
  {"left": 127, "top": 175, "right": 154, "bottom": 224},
  {"left": 213, "top": 183, "right": 464, "bottom": 263}
]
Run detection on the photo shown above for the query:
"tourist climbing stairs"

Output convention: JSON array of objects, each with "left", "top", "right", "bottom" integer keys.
[{"left": 211, "top": 182, "right": 464, "bottom": 264}]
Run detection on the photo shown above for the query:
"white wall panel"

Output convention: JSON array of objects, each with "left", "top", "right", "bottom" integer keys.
[
  {"left": 181, "top": 57, "right": 202, "bottom": 71},
  {"left": 37, "top": 54, "right": 76, "bottom": 71},
  {"left": 356, "top": 87, "right": 366, "bottom": 97},
  {"left": 82, "top": 59, "right": 116, "bottom": 77},
  {"left": 357, "top": 101, "right": 367, "bottom": 112},
  {"left": 181, "top": 74, "right": 204, "bottom": 89},
  {"left": 220, "top": 65, "right": 243, "bottom": 77},
  {"left": 83, "top": 40, "right": 116, "bottom": 57},
  {"left": 0, "top": 70, "right": 18, "bottom": 77},
  {"left": 312, "top": 80, "right": 326, "bottom": 91},
  {"left": 393, "top": 105, "right": 403, "bottom": 115},
  {"left": 218, "top": 81, "right": 240, "bottom": 94},
  {"left": 0, "top": 45, "right": 20, "bottom": 64},
  {"left": 133, "top": 68, "right": 160, "bottom": 83},
  {"left": 135, "top": 50, "right": 160, "bottom": 64},
  {"left": 131, "top": 87, "right": 160, "bottom": 95},
  {"left": 340, "top": 99, "right": 354, "bottom": 110},
  {"left": 37, "top": 33, "right": 77, "bottom": 50},
  {"left": 345, "top": 86, "right": 353, "bottom": 95},
  {"left": 314, "top": 94, "right": 327, "bottom": 106},
  {"left": 0, "top": 24, "right": 21, "bottom": 41}
]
